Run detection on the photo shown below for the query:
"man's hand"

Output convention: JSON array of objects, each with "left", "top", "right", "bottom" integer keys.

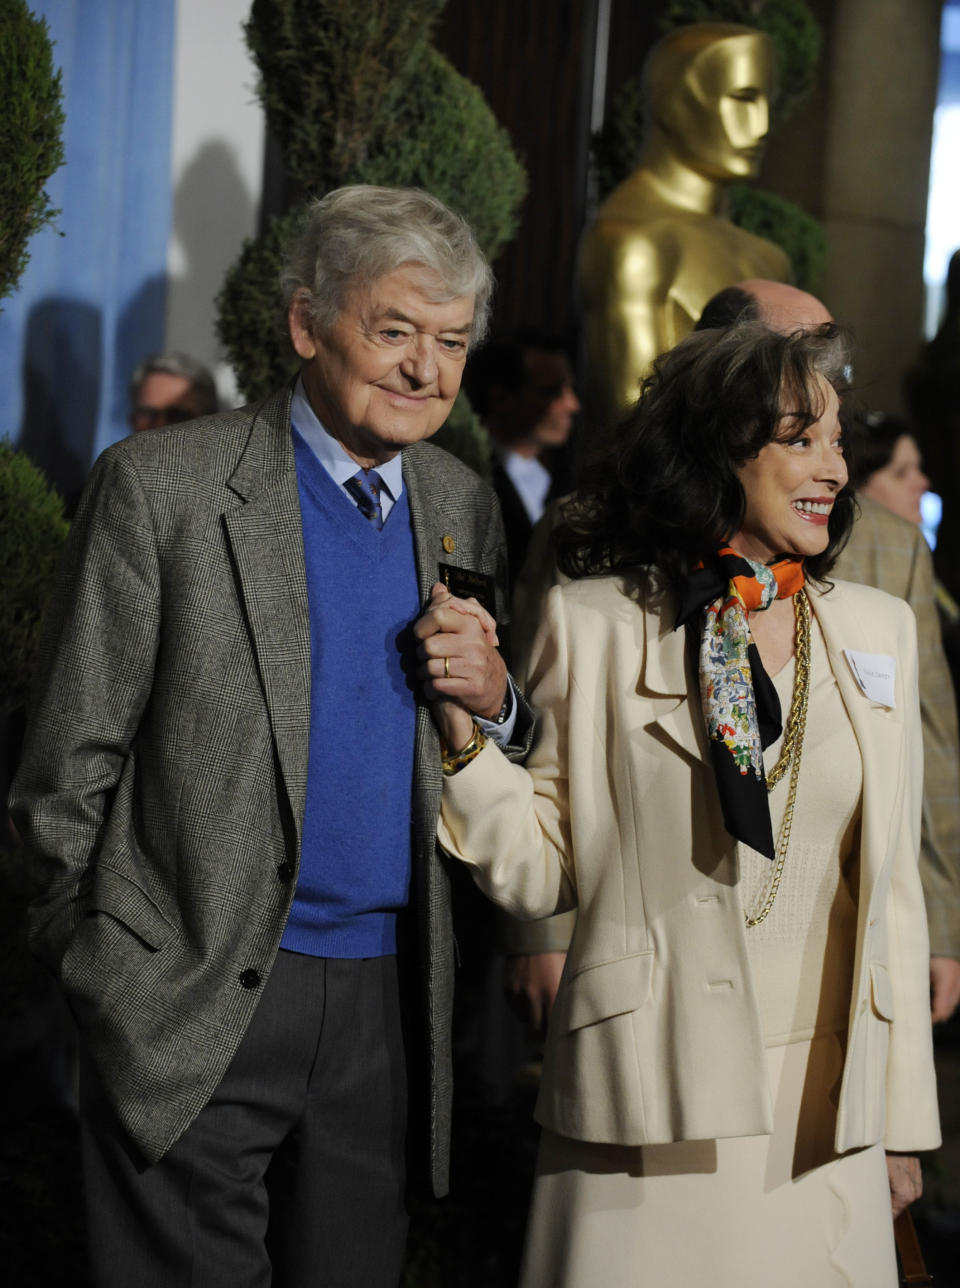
[
  {"left": 414, "top": 582, "right": 508, "bottom": 749},
  {"left": 504, "top": 951, "right": 567, "bottom": 1033},
  {"left": 886, "top": 1153, "right": 922, "bottom": 1219},
  {"left": 930, "top": 955, "right": 960, "bottom": 1023}
]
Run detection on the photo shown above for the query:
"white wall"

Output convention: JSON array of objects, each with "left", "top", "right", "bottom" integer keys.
[{"left": 165, "top": 0, "right": 265, "bottom": 406}]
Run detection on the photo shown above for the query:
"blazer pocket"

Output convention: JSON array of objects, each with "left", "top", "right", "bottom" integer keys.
[
  {"left": 554, "top": 951, "right": 655, "bottom": 1036},
  {"left": 85, "top": 864, "right": 176, "bottom": 951},
  {"left": 869, "top": 961, "right": 894, "bottom": 1021}
]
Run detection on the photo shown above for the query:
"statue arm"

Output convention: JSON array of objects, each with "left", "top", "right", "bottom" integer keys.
[{"left": 579, "top": 222, "right": 674, "bottom": 421}]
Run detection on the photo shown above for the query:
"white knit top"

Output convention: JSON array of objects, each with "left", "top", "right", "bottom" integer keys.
[{"left": 739, "top": 613, "right": 863, "bottom": 1046}]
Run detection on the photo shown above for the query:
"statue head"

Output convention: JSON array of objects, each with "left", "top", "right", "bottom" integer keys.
[{"left": 643, "top": 23, "right": 776, "bottom": 182}]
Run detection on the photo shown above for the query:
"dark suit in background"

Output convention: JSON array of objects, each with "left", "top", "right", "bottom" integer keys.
[
  {"left": 465, "top": 331, "right": 580, "bottom": 595},
  {"left": 491, "top": 446, "right": 572, "bottom": 597}
]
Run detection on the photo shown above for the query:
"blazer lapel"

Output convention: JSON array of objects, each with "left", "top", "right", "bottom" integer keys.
[
  {"left": 810, "top": 584, "right": 904, "bottom": 891},
  {"left": 223, "top": 390, "right": 312, "bottom": 833},
  {"left": 401, "top": 445, "right": 466, "bottom": 804},
  {"left": 641, "top": 590, "right": 709, "bottom": 766},
  {"left": 402, "top": 445, "right": 468, "bottom": 607}
]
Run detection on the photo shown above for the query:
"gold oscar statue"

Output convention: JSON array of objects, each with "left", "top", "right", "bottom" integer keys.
[{"left": 579, "top": 23, "right": 791, "bottom": 425}]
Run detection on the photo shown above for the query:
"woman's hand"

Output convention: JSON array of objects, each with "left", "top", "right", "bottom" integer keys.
[
  {"left": 504, "top": 951, "right": 567, "bottom": 1033},
  {"left": 413, "top": 582, "right": 507, "bottom": 752},
  {"left": 930, "top": 954, "right": 960, "bottom": 1023},
  {"left": 886, "top": 1152, "right": 922, "bottom": 1218}
]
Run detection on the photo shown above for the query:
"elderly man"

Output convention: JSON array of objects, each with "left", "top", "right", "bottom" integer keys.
[
  {"left": 128, "top": 349, "right": 219, "bottom": 431},
  {"left": 10, "top": 185, "right": 531, "bottom": 1286}
]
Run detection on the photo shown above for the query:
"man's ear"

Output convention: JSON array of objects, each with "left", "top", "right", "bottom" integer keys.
[{"left": 288, "top": 290, "right": 317, "bottom": 361}]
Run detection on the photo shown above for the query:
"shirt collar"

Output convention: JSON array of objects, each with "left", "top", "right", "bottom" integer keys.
[
  {"left": 495, "top": 443, "right": 552, "bottom": 525},
  {"left": 290, "top": 376, "right": 404, "bottom": 500}
]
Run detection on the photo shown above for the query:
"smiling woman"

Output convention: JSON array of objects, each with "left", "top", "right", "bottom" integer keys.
[
  {"left": 734, "top": 375, "right": 847, "bottom": 565},
  {"left": 430, "top": 321, "right": 940, "bottom": 1287},
  {"left": 556, "top": 321, "right": 854, "bottom": 588}
]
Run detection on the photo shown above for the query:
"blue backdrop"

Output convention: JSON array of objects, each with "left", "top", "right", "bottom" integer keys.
[
  {"left": 0, "top": 0, "right": 176, "bottom": 506},
  {"left": 941, "top": 0, "right": 960, "bottom": 106}
]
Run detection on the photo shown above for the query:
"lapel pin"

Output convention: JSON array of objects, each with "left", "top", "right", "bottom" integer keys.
[{"left": 442, "top": 534, "right": 456, "bottom": 553}]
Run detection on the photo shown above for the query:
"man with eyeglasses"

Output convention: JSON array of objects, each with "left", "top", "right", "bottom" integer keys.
[{"left": 128, "top": 350, "right": 218, "bottom": 432}]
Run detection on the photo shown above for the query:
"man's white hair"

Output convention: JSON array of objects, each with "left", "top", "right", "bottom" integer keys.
[{"left": 282, "top": 185, "right": 494, "bottom": 343}]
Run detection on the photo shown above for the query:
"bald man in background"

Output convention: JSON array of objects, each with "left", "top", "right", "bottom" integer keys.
[{"left": 505, "top": 278, "right": 960, "bottom": 1028}]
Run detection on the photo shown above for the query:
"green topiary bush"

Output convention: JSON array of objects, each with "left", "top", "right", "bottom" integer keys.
[
  {"left": 0, "top": 0, "right": 64, "bottom": 305},
  {"left": 0, "top": 442, "right": 68, "bottom": 716},
  {"left": 244, "top": 0, "right": 447, "bottom": 199},
  {"left": 240, "top": 1, "right": 526, "bottom": 263},
  {"left": 216, "top": 0, "right": 527, "bottom": 478},
  {"left": 727, "top": 183, "right": 826, "bottom": 294},
  {"left": 217, "top": 210, "right": 298, "bottom": 403}
]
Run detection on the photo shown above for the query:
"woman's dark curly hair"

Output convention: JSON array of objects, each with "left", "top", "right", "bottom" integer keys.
[{"left": 555, "top": 321, "right": 855, "bottom": 587}]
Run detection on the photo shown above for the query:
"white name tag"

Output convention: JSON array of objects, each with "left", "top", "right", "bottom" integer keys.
[{"left": 844, "top": 649, "right": 896, "bottom": 708}]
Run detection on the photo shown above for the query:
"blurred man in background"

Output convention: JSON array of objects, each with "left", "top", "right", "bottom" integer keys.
[
  {"left": 465, "top": 331, "right": 579, "bottom": 592},
  {"left": 128, "top": 350, "right": 218, "bottom": 432}
]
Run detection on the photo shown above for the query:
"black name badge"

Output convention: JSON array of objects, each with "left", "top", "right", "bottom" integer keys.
[{"left": 438, "top": 563, "right": 496, "bottom": 616}]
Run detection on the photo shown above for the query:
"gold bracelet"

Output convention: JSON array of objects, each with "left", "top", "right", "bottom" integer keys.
[{"left": 440, "top": 723, "right": 487, "bottom": 775}]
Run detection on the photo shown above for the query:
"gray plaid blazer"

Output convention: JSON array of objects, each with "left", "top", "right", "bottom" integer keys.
[{"left": 10, "top": 386, "right": 531, "bottom": 1195}]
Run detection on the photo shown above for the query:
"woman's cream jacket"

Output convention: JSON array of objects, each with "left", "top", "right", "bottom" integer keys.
[{"left": 439, "top": 575, "right": 941, "bottom": 1153}]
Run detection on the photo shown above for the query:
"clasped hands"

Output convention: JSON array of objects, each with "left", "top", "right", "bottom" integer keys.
[{"left": 414, "top": 582, "right": 508, "bottom": 751}]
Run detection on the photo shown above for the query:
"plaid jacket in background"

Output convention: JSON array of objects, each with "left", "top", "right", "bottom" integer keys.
[{"left": 834, "top": 491, "right": 960, "bottom": 958}]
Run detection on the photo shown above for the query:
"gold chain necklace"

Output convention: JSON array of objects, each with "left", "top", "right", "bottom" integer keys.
[{"left": 744, "top": 588, "right": 811, "bottom": 928}]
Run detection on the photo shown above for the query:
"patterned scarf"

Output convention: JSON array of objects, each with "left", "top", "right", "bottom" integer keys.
[{"left": 675, "top": 547, "right": 805, "bottom": 859}]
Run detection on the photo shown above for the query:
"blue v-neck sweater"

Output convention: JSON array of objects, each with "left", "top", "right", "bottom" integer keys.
[{"left": 280, "top": 431, "right": 420, "bottom": 958}]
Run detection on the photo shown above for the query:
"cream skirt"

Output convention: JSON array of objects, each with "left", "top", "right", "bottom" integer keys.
[{"left": 519, "top": 1034, "right": 897, "bottom": 1287}]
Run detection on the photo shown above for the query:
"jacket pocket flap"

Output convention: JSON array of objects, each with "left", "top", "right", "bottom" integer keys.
[
  {"left": 554, "top": 951, "right": 654, "bottom": 1035},
  {"left": 89, "top": 865, "right": 175, "bottom": 950},
  {"left": 869, "top": 961, "right": 894, "bottom": 1020}
]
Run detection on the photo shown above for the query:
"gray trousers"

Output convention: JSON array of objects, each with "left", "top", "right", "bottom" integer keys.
[{"left": 80, "top": 950, "right": 409, "bottom": 1287}]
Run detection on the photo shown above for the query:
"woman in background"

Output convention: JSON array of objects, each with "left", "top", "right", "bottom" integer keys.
[
  {"left": 853, "top": 408, "right": 960, "bottom": 726},
  {"left": 418, "top": 323, "right": 940, "bottom": 1286},
  {"left": 853, "top": 411, "right": 930, "bottom": 526}
]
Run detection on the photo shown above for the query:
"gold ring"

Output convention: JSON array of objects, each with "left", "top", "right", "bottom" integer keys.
[{"left": 443, "top": 656, "right": 451, "bottom": 679}]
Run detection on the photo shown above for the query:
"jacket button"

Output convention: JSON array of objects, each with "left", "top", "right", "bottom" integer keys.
[
  {"left": 277, "top": 861, "right": 294, "bottom": 883},
  {"left": 239, "top": 968, "right": 260, "bottom": 989}
]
